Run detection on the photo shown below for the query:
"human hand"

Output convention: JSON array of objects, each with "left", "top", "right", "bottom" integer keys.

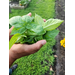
[{"left": 9, "top": 13, "right": 46, "bottom": 67}]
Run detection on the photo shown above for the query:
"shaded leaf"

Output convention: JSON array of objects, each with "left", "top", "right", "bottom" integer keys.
[
  {"left": 44, "top": 29, "right": 59, "bottom": 41},
  {"left": 11, "top": 27, "right": 26, "bottom": 35}
]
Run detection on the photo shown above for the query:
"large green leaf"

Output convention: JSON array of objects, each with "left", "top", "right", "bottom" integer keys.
[
  {"left": 10, "top": 27, "right": 26, "bottom": 35},
  {"left": 26, "top": 22, "right": 46, "bottom": 35},
  {"left": 43, "top": 19, "right": 63, "bottom": 31},
  {"left": 35, "top": 14, "right": 44, "bottom": 25},
  {"left": 22, "top": 15, "right": 34, "bottom": 23},
  {"left": 44, "top": 29, "right": 59, "bottom": 41},
  {"left": 9, "top": 33, "right": 21, "bottom": 50},
  {"left": 9, "top": 16, "right": 23, "bottom": 26}
]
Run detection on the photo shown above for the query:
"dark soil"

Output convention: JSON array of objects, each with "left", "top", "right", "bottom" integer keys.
[{"left": 54, "top": 0, "right": 65, "bottom": 75}]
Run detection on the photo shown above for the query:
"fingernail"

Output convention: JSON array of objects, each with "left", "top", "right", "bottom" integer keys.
[{"left": 41, "top": 40, "right": 46, "bottom": 45}]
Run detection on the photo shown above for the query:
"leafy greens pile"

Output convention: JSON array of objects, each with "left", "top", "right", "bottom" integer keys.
[{"left": 9, "top": 14, "right": 63, "bottom": 49}]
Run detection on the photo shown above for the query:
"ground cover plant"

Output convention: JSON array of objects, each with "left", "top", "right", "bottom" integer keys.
[
  {"left": 11, "top": 41, "right": 56, "bottom": 75},
  {"left": 9, "top": 0, "right": 55, "bottom": 19}
]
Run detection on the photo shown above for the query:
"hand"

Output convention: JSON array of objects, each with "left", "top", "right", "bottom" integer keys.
[{"left": 9, "top": 13, "right": 46, "bottom": 67}]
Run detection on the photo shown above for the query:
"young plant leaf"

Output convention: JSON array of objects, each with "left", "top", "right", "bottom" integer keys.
[
  {"left": 9, "top": 33, "right": 21, "bottom": 50},
  {"left": 26, "top": 22, "right": 46, "bottom": 35},
  {"left": 22, "top": 15, "right": 34, "bottom": 23},
  {"left": 10, "top": 27, "right": 26, "bottom": 35},
  {"left": 9, "top": 16, "right": 23, "bottom": 26},
  {"left": 43, "top": 19, "right": 63, "bottom": 31},
  {"left": 35, "top": 14, "right": 44, "bottom": 25},
  {"left": 34, "top": 35, "right": 43, "bottom": 41},
  {"left": 44, "top": 29, "right": 59, "bottom": 41},
  {"left": 15, "top": 35, "right": 27, "bottom": 44}
]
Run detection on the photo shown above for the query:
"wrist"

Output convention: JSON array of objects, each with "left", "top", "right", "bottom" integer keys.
[{"left": 9, "top": 50, "right": 16, "bottom": 67}]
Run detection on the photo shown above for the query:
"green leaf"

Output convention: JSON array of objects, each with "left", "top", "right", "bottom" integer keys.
[
  {"left": 35, "top": 14, "right": 44, "bottom": 25},
  {"left": 15, "top": 35, "right": 27, "bottom": 44},
  {"left": 10, "top": 27, "right": 26, "bottom": 35},
  {"left": 25, "top": 36, "right": 35, "bottom": 43},
  {"left": 9, "top": 33, "right": 21, "bottom": 50},
  {"left": 43, "top": 19, "right": 63, "bottom": 31},
  {"left": 26, "top": 22, "right": 46, "bottom": 35},
  {"left": 9, "top": 16, "right": 23, "bottom": 26},
  {"left": 44, "top": 29, "right": 59, "bottom": 41},
  {"left": 34, "top": 35, "right": 43, "bottom": 41},
  {"left": 22, "top": 15, "right": 34, "bottom": 23}
]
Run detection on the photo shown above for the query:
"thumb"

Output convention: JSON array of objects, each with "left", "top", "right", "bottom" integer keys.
[{"left": 24, "top": 40, "right": 46, "bottom": 54}]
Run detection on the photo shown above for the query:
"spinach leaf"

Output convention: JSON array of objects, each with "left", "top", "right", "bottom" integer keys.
[{"left": 43, "top": 19, "right": 63, "bottom": 31}]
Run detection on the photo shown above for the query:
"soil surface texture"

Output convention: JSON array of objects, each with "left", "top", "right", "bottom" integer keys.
[{"left": 55, "top": 0, "right": 65, "bottom": 75}]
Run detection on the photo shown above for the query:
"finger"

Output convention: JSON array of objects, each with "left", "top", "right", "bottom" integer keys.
[
  {"left": 9, "top": 26, "right": 14, "bottom": 40},
  {"left": 23, "top": 40, "right": 46, "bottom": 54},
  {"left": 27, "top": 12, "right": 32, "bottom": 16},
  {"left": 9, "top": 26, "right": 14, "bottom": 33},
  {"left": 43, "top": 19, "right": 46, "bottom": 22}
]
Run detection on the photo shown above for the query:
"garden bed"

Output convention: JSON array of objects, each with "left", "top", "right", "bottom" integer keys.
[{"left": 54, "top": 0, "right": 65, "bottom": 75}]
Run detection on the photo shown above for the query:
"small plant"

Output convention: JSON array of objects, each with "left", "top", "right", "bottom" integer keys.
[
  {"left": 60, "top": 38, "right": 65, "bottom": 48},
  {"left": 19, "top": 0, "right": 30, "bottom": 6}
]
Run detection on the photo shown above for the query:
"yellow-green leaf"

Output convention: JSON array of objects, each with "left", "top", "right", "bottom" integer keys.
[{"left": 9, "top": 33, "right": 21, "bottom": 50}]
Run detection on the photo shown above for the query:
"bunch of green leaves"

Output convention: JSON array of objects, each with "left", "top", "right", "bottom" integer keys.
[{"left": 9, "top": 14, "right": 63, "bottom": 49}]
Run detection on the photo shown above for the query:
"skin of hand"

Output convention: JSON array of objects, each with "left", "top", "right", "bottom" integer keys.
[{"left": 9, "top": 13, "right": 46, "bottom": 67}]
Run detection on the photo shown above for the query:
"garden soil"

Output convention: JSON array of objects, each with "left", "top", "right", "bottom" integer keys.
[{"left": 54, "top": 0, "right": 65, "bottom": 75}]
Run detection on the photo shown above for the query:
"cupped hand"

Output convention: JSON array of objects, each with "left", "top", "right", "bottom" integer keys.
[{"left": 9, "top": 13, "right": 46, "bottom": 67}]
